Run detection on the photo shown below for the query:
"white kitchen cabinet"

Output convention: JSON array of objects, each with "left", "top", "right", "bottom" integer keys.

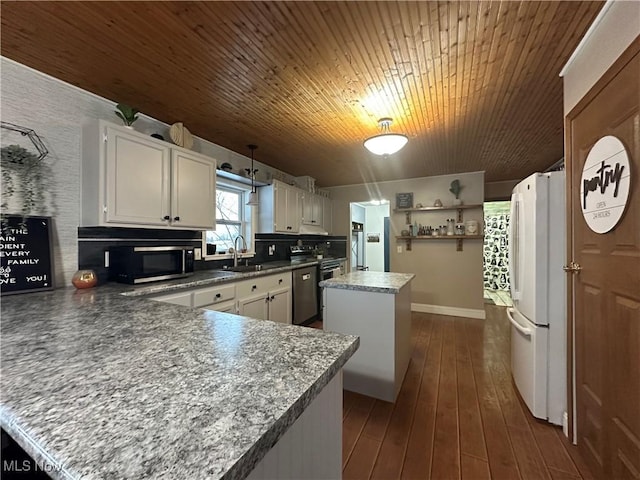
[
  {"left": 302, "top": 193, "right": 323, "bottom": 226},
  {"left": 238, "top": 292, "right": 269, "bottom": 320},
  {"left": 82, "top": 120, "right": 216, "bottom": 229},
  {"left": 150, "top": 290, "right": 192, "bottom": 307},
  {"left": 236, "top": 272, "right": 292, "bottom": 324},
  {"left": 149, "top": 271, "right": 292, "bottom": 322},
  {"left": 267, "top": 286, "right": 291, "bottom": 324},
  {"left": 258, "top": 180, "right": 301, "bottom": 233},
  {"left": 204, "top": 299, "right": 237, "bottom": 313},
  {"left": 193, "top": 284, "right": 235, "bottom": 310}
]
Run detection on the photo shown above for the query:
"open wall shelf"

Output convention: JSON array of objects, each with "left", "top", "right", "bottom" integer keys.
[{"left": 394, "top": 204, "right": 484, "bottom": 251}]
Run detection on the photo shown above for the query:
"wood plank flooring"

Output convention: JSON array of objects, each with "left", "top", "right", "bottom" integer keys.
[{"left": 338, "top": 305, "right": 593, "bottom": 480}]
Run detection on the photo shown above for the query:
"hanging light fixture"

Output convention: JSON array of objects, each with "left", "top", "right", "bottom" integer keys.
[
  {"left": 246, "top": 144, "right": 259, "bottom": 206},
  {"left": 363, "top": 117, "right": 408, "bottom": 156}
]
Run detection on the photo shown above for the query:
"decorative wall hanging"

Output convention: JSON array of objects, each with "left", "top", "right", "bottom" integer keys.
[
  {"left": 1, "top": 122, "right": 52, "bottom": 217},
  {"left": 580, "top": 135, "right": 631, "bottom": 233}
]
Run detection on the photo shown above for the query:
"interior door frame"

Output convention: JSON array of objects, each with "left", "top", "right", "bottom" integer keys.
[{"left": 564, "top": 35, "right": 640, "bottom": 444}]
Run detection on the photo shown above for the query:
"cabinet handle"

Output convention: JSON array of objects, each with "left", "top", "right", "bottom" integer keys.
[
  {"left": 163, "top": 215, "right": 171, "bottom": 221},
  {"left": 279, "top": 279, "right": 283, "bottom": 284},
  {"left": 265, "top": 296, "right": 270, "bottom": 303},
  {"left": 215, "top": 293, "right": 221, "bottom": 298},
  {"left": 270, "top": 295, "right": 275, "bottom": 301},
  {"left": 252, "top": 285, "right": 257, "bottom": 291},
  {"left": 173, "top": 216, "right": 180, "bottom": 221}
]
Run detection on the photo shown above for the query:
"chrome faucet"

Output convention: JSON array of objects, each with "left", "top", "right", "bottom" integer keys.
[{"left": 233, "top": 235, "right": 247, "bottom": 267}]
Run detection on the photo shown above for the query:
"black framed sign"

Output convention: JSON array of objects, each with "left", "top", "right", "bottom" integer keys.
[
  {"left": 1, "top": 215, "right": 55, "bottom": 295},
  {"left": 396, "top": 192, "right": 413, "bottom": 209}
]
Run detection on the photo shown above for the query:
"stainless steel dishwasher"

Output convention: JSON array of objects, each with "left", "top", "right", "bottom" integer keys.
[{"left": 292, "top": 266, "right": 318, "bottom": 325}]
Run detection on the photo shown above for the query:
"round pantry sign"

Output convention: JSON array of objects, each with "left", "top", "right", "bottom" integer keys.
[{"left": 580, "top": 135, "right": 631, "bottom": 234}]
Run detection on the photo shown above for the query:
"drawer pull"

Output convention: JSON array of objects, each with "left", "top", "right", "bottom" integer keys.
[
  {"left": 279, "top": 279, "right": 283, "bottom": 284},
  {"left": 252, "top": 285, "right": 257, "bottom": 291},
  {"left": 215, "top": 293, "right": 221, "bottom": 298}
]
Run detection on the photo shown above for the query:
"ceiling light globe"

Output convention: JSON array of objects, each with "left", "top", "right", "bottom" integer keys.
[{"left": 364, "top": 133, "right": 409, "bottom": 156}]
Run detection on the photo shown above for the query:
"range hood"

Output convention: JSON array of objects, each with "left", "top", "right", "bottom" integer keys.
[{"left": 298, "top": 224, "right": 329, "bottom": 235}]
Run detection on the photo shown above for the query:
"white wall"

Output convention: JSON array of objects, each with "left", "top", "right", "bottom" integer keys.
[
  {"left": 562, "top": 0, "right": 640, "bottom": 114},
  {"left": 328, "top": 171, "right": 485, "bottom": 314},
  {"left": 364, "top": 204, "right": 389, "bottom": 272},
  {"left": 1, "top": 58, "right": 294, "bottom": 286}
]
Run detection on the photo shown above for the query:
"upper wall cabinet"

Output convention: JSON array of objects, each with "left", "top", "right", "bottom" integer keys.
[
  {"left": 302, "top": 193, "right": 322, "bottom": 226},
  {"left": 258, "top": 179, "right": 301, "bottom": 233},
  {"left": 81, "top": 121, "right": 216, "bottom": 230}
]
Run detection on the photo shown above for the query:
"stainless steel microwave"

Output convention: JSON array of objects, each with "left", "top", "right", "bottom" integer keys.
[{"left": 108, "top": 246, "right": 194, "bottom": 284}]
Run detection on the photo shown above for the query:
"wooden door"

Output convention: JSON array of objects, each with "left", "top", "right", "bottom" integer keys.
[{"left": 566, "top": 38, "right": 639, "bottom": 479}]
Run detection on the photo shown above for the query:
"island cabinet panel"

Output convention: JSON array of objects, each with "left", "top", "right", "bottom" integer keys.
[
  {"left": 82, "top": 120, "right": 216, "bottom": 230},
  {"left": 246, "top": 373, "right": 342, "bottom": 480},
  {"left": 323, "top": 272, "right": 413, "bottom": 402}
]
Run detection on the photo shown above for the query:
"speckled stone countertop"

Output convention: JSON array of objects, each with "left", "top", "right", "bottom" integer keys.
[
  {"left": 121, "top": 259, "right": 322, "bottom": 297},
  {"left": 0, "top": 281, "right": 358, "bottom": 479},
  {"left": 319, "top": 271, "right": 415, "bottom": 294}
]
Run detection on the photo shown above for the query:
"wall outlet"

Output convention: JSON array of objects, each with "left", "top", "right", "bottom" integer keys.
[
  {"left": 397, "top": 246, "right": 402, "bottom": 254},
  {"left": 104, "top": 251, "right": 109, "bottom": 267},
  {"left": 194, "top": 248, "right": 202, "bottom": 260}
]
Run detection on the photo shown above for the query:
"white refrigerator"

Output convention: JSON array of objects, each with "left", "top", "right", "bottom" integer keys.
[{"left": 508, "top": 171, "right": 566, "bottom": 426}]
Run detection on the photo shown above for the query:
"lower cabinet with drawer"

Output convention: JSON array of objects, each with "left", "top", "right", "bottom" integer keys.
[
  {"left": 150, "top": 290, "right": 193, "bottom": 307},
  {"left": 193, "top": 284, "right": 236, "bottom": 312},
  {"left": 149, "top": 271, "right": 293, "bottom": 323},
  {"left": 236, "top": 272, "right": 292, "bottom": 324}
]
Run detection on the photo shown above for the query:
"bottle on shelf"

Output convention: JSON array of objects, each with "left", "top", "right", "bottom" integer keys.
[{"left": 447, "top": 218, "right": 455, "bottom": 236}]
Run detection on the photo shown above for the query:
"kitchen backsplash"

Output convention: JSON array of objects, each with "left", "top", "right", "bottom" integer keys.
[
  {"left": 254, "top": 234, "right": 347, "bottom": 262},
  {"left": 78, "top": 228, "right": 347, "bottom": 284}
]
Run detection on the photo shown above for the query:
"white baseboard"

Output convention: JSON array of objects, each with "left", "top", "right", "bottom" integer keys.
[{"left": 411, "top": 303, "right": 486, "bottom": 319}]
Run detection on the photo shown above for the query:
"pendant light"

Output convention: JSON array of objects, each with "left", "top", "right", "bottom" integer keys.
[
  {"left": 246, "top": 144, "right": 259, "bottom": 206},
  {"left": 363, "top": 117, "right": 408, "bottom": 156}
]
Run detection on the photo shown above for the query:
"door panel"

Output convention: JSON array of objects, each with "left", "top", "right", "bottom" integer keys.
[{"left": 567, "top": 38, "right": 639, "bottom": 479}]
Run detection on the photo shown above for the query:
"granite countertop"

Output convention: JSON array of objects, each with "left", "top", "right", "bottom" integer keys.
[
  {"left": 319, "top": 271, "right": 415, "bottom": 294},
  {"left": 0, "top": 283, "right": 359, "bottom": 479},
  {"left": 121, "top": 259, "right": 321, "bottom": 297}
]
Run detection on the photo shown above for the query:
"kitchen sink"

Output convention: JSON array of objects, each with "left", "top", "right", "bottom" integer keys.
[
  {"left": 208, "top": 271, "right": 238, "bottom": 278},
  {"left": 222, "top": 264, "right": 263, "bottom": 273}
]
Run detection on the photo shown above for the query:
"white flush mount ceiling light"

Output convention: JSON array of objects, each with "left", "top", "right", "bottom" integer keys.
[
  {"left": 246, "top": 144, "right": 259, "bottom": 206},
  {"left": 363, "top": 117, "right": 408, "bottom": 156}
]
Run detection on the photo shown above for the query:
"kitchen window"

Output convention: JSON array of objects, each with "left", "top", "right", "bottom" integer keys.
[{"left": 203, "top": 184, "right": 253, "bottom": 258}]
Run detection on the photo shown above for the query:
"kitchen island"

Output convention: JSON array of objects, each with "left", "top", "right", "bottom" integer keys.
[
  {"left": 320, "top": 271, "right": 414, "bottom": 402},
  {"left": 0, "top": 282, "right": 358, "bottom": 479}
]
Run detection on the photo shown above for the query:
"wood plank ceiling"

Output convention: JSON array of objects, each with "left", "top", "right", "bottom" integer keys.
[{"left": 1, "top": 1, "right": 603, "bottom": 187}]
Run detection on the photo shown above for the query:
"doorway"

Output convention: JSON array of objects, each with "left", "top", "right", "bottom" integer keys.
[
  {"left": 483, "top": 201, "right": 512, "bottom": 307},
  {"left": 350, "top": 201, "right": 390, "bottom": 272}
]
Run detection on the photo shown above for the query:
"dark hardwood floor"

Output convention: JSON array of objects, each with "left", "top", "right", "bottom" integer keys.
[{"left": 330, "top": 305, "right": 594, "bottom": 480}]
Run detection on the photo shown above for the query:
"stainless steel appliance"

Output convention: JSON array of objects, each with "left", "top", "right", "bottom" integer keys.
[
  {"left": 318, "top": 258, "right": 345, "bottom": 320},
  {"left": 109, "top": 246, "right": 194, "bottom": 284},
  {"left": 292, "top": 266, "right": 318, "bottom": 325}
]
